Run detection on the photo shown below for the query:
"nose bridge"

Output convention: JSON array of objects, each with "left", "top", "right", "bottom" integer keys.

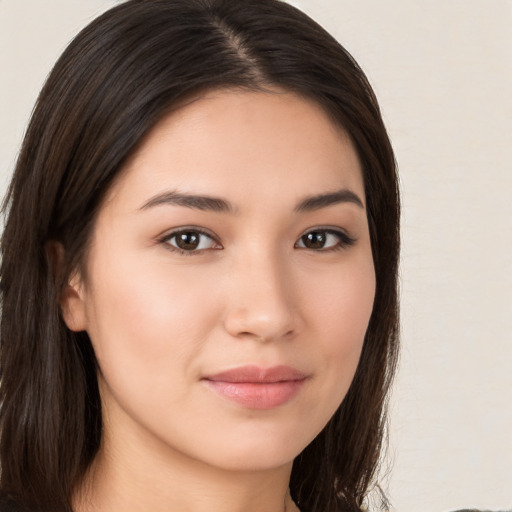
[{"left": 223, "top": 243, "right": 297, "bottom": 341}]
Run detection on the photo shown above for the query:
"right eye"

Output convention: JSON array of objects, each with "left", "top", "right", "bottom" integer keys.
[{"left": 161, "top": 229, "right": 221, "bottom": 254}]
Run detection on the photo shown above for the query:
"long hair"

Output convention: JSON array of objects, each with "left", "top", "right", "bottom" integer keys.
[{"left": 0, "top": 1, "right": 399, "bottom": 510}]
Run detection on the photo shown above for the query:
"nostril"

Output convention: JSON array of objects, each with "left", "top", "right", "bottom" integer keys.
[
  {"left": 233, "top": 329, "right": 296, "bottom": 344},
  {"left": 236, "top": 333, "right": 268, "bottom": 342}
]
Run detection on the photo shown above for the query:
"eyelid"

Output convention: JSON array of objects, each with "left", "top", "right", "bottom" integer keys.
[
  {"left": 295, "top": 226, "right": 357, "bottom": 250},
  {"left": 156, "top": 225, "right": 356, "bottom": 255},
  {"left": 158, "top": 226, "right": 223, "bottom": 254}
]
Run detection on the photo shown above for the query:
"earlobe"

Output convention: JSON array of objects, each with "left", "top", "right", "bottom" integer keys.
[
  {"left": 46, "top": 241, "right": 88, "bottom": 332},
  {"left": 60, "top": 272, "right": 88, "bottom": 332}
]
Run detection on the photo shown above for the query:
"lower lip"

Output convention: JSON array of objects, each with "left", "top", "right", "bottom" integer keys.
[{"left": 203, "top": 379, "right": 305, "bottom": 409}]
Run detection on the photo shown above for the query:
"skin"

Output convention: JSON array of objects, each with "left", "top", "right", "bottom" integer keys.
[{"left": 62, "top": 89, "right": 376, "bottom": 512}]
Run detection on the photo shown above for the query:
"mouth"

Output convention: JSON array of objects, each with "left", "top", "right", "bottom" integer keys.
[{"left": 202, "top": 365, "right": 308, "bottom": 409}]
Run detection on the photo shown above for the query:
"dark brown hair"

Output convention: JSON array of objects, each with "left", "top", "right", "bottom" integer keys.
[{"left": 0, "top": 1, "right": 399, "bottom": 511}]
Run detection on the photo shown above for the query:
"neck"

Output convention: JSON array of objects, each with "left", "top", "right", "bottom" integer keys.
[{"left": 74, "top": 429, "right": 297, "bottom": 512}]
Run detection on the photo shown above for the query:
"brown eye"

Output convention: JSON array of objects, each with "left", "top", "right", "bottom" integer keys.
[
  {"left": 164, "top": 229, "right": 219, "bottom": 253},
  {"left": 295, "top": 229, "right": 356, "bottom": 251},
  {"left": 301, "top": 231, "right": 327, "bottom": 249},
  {"left": 175, "top": 231, "right": 200, "bottom": 250}
]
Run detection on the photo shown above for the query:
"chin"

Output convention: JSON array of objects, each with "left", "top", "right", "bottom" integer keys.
[
  {"left": 188, "top": 420, "right": 320, "bottom": 473},
  {"left": 204, "top": 445, "right": 298, "bottom": 473}
]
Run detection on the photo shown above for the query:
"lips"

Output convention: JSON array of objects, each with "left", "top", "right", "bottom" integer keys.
[{"left": 202, "top": 365, "right": 307, "bottom": 409}]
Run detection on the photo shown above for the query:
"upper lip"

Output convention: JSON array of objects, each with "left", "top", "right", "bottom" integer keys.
[{"left": 203, "top": 365, "right": 307, "bottom": 383}]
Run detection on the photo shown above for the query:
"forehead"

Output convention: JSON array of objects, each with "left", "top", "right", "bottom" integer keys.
[{"left": 108, "top": 89, "right": 364, "bottom": 209}]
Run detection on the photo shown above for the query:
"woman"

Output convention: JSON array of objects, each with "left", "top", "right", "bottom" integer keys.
[{"left": 0, "top": 1, "right": 399, "bottom": 511}]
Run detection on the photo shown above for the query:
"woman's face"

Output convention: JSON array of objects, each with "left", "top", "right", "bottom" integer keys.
[{"left": 63, "top": 90, "right": 375, "bottom": 472}]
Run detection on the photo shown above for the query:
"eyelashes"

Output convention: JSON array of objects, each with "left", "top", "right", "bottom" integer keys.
[
  {"left": 295, "top": 229, "right": 356, "bottom": 251},
  {"left": 159, "top": 227, "right": 356, "bottom": 256},
  {"left": 160, "top": 228, "right": 221, "bottom": 255}
]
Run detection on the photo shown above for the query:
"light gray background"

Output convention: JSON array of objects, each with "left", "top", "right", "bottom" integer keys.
[{"left": 1, "top": 1, "right": 511, "bottom": 511}]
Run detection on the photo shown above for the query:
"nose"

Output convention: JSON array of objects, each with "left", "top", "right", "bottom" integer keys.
[{"left": 222, "top": 250, "right": 300, "bottom": 343}]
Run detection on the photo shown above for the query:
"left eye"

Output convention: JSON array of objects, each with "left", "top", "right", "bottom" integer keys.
[
  {"left": 295, "top": 229, "right": 354, "bottom": 251},
  {"left": 164, "top": 230, "right": 219, "bottom": 252}
]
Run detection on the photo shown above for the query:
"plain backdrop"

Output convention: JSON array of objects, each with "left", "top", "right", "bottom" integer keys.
[{"left": 1, "top": 1, "right": 511, "bottom": 511}]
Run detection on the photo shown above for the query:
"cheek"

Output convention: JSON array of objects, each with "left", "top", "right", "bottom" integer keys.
[
  {"left": 306, "top": 254, "right": 375, "bottom": 343},
  {"left": 273, "top": 256, "right": 375, "bottom": 446},
  {"left": 302, "top": 255, "right": 375, "bottom": 393},
  {"left": 83, "top": 255, "right": 221, "bottom": 394}
]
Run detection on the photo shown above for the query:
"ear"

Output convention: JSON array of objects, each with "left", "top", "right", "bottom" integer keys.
[
  {"left": 47, "top": 241, "right": 88, "bottom": 332},
  {"left": 60, "top": 271, "right": 88, "bottom": 332}
]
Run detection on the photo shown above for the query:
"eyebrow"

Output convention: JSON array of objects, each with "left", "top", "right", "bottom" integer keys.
[
  {"left": 140, "top": 191, "right": 233, "bottom": 213},
  {"left": 139, "top": 188, "right": 364, "bottom": 214},
  {"left": 294, "top": 189, "right": 364, "bottom": 212}
]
